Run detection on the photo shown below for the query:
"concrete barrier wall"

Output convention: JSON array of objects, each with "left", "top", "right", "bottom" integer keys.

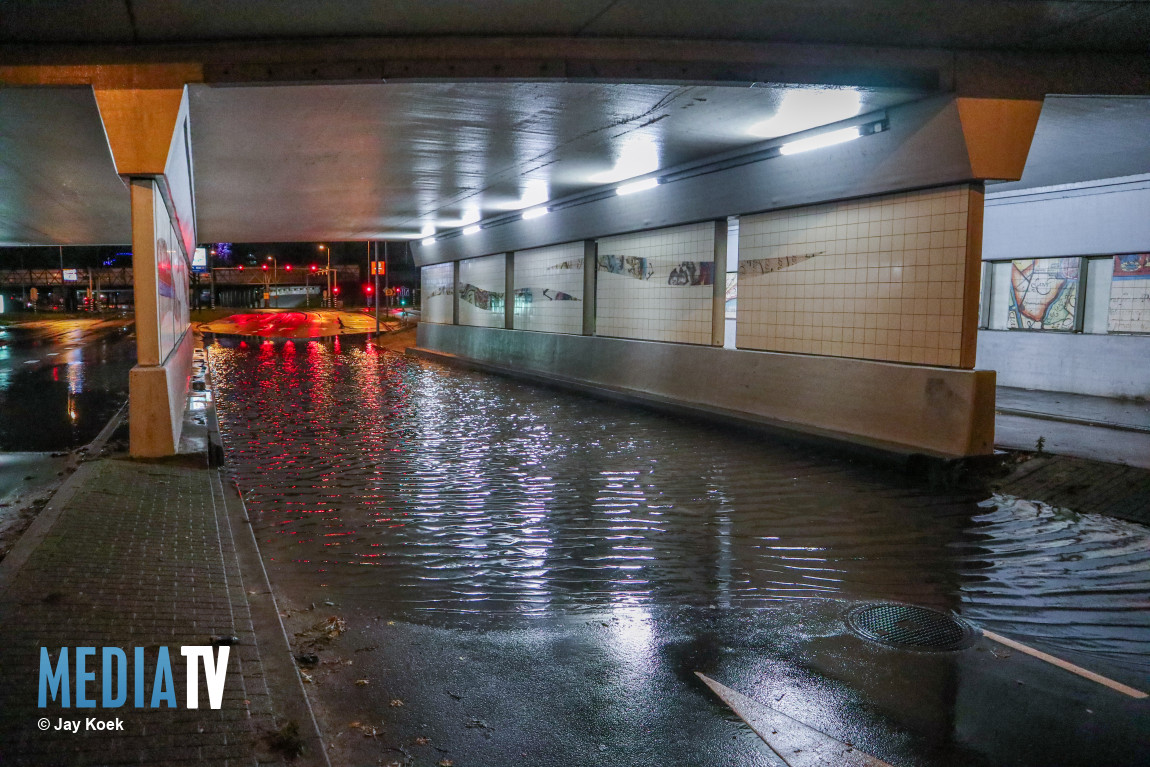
[
  {"left": 129, "top": 328, "right": 193, "bottom": 456},
  {"left": 977, "top": 330, "right": 1150, "bottom": 399},
  {"left": 415, "top": 323, "right": 995, "bottom": 459}
]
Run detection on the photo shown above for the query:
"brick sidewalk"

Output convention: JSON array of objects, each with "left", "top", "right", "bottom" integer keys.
[
  {"left": 994, "top": 454, "right": 1150, "bottom": 526},
  {"left": 0, "top": 459, "right": 285, "bottom": 765}
]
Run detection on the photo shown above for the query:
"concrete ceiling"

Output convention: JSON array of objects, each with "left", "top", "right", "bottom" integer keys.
[
  {"left": 2, "top": 1, "right": 1149, "bottom": 52},
  {"left": 0, "top": 82, "right": 1147, "bottom": 246},
  {"left": 0, "top": 87, "right": 130, "bottom": 245},
  {"left": 190, "top": 81, "right": 920, "bottom": 242},
  {"left": 991, "top": 96, "right": 1150, "bottom": 192}
]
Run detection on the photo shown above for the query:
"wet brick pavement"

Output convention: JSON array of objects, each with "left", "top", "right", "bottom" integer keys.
[
  {"left": 0, "top": 459, "right": 279, "bottom": 765},
  {"left": 995, "top": 453, "right": 1150, "bottom": 526}
]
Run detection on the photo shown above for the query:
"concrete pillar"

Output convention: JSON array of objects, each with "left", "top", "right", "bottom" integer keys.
[
  {"left": 452, "top": 260, "right": 461, "bottom": 326},
  {"left": 504, "top": 251, "right": 515, "bottom": 330},
  {"left": 582, "top": 239, "right": 597, "bottom": 336},
  {"left": 94, "top": 81, "right": 197, "bottom": 457},
  {"left": 711, "top": 219, "right": 727, "bottom": 347}
]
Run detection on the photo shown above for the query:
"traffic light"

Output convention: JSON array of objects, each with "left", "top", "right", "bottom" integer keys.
[
  {"left": 284, "top": 264, "right": 292, "bottom": 271},
  {"left": 365, "top": 285, "right": 373, "bottom": 295},
  {"left": 261, "top": 264, "right": 268, "bottom": 271},
  {"left": 333, "top": 286, "right": 340, "bottom": 295},
  {"left": 310, "top": 264, "right": 318, "bottom": 272},
  {"left": 237, "top": 265, "right": 244, "bottom": 271}
]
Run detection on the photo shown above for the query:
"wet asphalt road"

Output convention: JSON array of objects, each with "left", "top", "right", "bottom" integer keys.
[
  {"left": 0, "top": 317, "right": 134, "bottom": 451},
  {"left": 208, "top": 336, "right": 1150, "bottom": 766},
  {"left": 0, "top": 318, "right": 134, "bottom": 534}
]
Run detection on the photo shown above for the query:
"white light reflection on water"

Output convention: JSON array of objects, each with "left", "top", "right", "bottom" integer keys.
[{"left": 208, "top": 339, "right": 1150, "bottom": 666}]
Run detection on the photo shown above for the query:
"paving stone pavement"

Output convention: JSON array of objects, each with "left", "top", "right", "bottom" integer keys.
[
  {"left": 994, "top": 453, "right": 1150, "bottom": 526},
  {"left": 0, "top": 459, "right": 281, "bottom": 766}
]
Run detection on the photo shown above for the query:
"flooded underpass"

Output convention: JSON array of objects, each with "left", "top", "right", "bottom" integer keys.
[{"left": 207, "top": 335, "right": 1150, "bottom": 767}]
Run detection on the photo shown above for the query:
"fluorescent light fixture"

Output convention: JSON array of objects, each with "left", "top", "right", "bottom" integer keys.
[
  {"left": 421, "top": 237, "right": 436, "bottom": 246},
  {"left": 591, "top": 138, "right": 660, "bottom": 184},
  {"left": 616, "top": 178, "right": 659, "bottom": 196},
  {"left": 779, "top": 126, "right": 861, "bottom": 155},
  {"left": 420, "top": 223, "right": 435, "bottom": 237},
  {"left": 462, "top": 225, "right": 481, "bottom": 236},
  {"left": 748, "top": 89, "right": 861, "bottom": 139},
  {"left": 522, "top": 207, "right": 549, "bottom": 220},
  {"left": 496, "top": 179, "right": 550, "bottom": 210},
  {"left": 461, "top": 209, "right": 481, "bottom": 226}
]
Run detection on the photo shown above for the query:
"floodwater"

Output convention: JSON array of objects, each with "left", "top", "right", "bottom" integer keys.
[
  {"left": 208, "top": 336, "right": 1150, "bottom": 767},
  {"left": 0, "top": 319, "right": 135, "bottom": 451}
]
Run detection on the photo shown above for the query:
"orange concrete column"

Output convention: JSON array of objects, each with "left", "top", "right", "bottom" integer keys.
[
  {"left": 92, "top": 72, "right": 200, "bottom": 457},
  {"left": 953, "top": 98, "right": 1043, "bottom": 370}
]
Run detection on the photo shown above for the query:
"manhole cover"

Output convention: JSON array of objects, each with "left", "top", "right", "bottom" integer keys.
[{"left": 845, "top": 603, "right": 972, "bottom": 651}]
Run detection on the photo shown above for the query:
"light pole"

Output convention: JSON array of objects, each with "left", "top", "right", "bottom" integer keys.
[
  {"left": 305, "top": 263, "right": 319, "bottom": 308},
  {"left": 372, "top": 241, "right": 381, "bottom": 333},
  {"left": 319, "top": 244, "right": 332, "bottom": 308},
  {"left": 265, "top": 254, "right": 278, "bottom": 307}
]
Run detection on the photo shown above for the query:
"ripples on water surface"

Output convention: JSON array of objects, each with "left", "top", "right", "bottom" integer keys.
[{"left": 208, "top": 337, "right": 1150, "bottom": 667}]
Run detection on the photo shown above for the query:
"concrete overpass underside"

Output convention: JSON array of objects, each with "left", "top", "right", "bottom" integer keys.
[{"left": 1, "top": 0, "right": 1148, "bottom": 457}]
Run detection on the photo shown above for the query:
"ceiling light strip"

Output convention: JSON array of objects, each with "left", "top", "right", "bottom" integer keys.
[{"left": 425, "top": 112, "right": 887, "bottom": 244}]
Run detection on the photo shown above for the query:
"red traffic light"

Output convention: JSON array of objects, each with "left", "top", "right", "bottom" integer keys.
[
  {"left": 310, "top": 264, "right": 318, "bottom": 272},
  {"left": 333, "top": 286, "right": 340, "bottom": 295},
  {"left": 261, "top": 264, "right": 268, "bottom": 271},
  {"left": 364, "top": 285, "right": 373, "bottom": 294},
  {"left": 284, "top": 264, "right": 292, "bottom": 271},
  {"left": 237, "top": 265, "right": 244, "bottom": 271}
]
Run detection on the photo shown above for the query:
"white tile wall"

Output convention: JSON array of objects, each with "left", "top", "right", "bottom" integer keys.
[
  {"left": 1108, "top": 276, "right": 1150, "bottom": 333},
  {"left": 596, "top": 222, "right": 715, "bottom": 345},
  {"left": 459, "top": 253, "right": 506, "bottom": 328},
  {"left": 514, "top": 242, "right": 585, "bottom": 334},
  {"left": 420, "top": 263, "right": 454, "bottom": 324},
  {"left": 737, "top": 185, "right": 974, "bottom": 367}
]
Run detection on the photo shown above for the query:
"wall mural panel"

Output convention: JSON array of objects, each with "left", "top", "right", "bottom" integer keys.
[
  {"left": 1007, "top": 257, "right": 1079, "bottom": 331},
  {"left": 596, "top": 222, "right": 715, "bottom": 345},
  {"left": 1108, "top": 253, "right": 1150, "bottom": 334},
  {"left": 737, "top": 185, "right": 975, "bottom": 367},
  {"left": 459, "top": 254, "right": 506, "bottom": 328},
  {"left": 420, "top": 262, "right": 454, "bottom": 324},
  {"left": 514, "top": 242, "right": 584, "bottom": 334},
  {"left": 152, "top": 186, "right": 189, "bottom": 363}
]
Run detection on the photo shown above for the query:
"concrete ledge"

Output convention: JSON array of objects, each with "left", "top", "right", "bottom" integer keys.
[
  {"left": 977, "top": 330, "right": 1150, "bottom": 399},
  {"left": 413, "top": 323, "right": 996, "bottom": 459},
  {"left": 130, "top": 328, "right": 194, "bottom": 457}
]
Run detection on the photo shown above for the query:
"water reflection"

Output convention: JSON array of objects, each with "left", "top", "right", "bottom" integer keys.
[
  {"left": 209, "top": 337, "right": 1150, "bottom": 667},
  {"left": 0, "top": 324, "right": 134, "bottom": 450}
]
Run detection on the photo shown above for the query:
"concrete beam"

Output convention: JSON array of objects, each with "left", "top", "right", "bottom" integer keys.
[{"left": 2, "top": 37, "right": 1147, "bottom": 98}]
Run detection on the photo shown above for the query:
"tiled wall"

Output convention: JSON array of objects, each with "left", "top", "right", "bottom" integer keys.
[
  {"left": 513, "top": 242, "right": 584, "bottom": 334},
  {"left": 737, "top": 185, "right": 975, "bottom": 367},
  {"left": 459, "top": 253, "right": 506, "bottom": 328},
  {"left": 1108, "top": 262, "right": 1150, "bottom": 333},
  {"left": 420, "top": 263, "right": 454, "bottom": 324},
  {"left": 596, "top": 222, "right": 715, "bottom": 345}
]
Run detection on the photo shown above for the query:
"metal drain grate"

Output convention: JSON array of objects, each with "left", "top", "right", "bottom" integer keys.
[{"left": 846, "top": 603, "right": 972, "bottom": 651}]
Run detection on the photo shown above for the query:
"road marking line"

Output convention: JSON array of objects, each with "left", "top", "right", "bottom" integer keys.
[
  {"left": 981, "top": 629, "right": 1147, "bottom": 699},
  {"left": 696, "top": 673, "right": 896, "bottom": 766}
]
